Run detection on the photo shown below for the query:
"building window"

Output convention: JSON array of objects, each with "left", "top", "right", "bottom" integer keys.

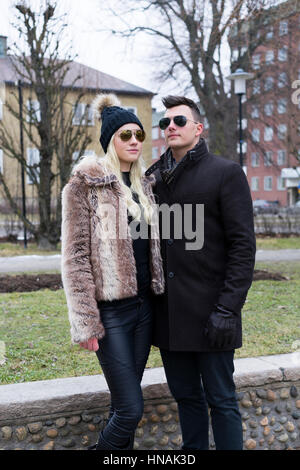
[
  {"left": 232, "top": 49, "right": 239, "bottom": 61},
  {"left": 264, "top": 126, "right": 273, "bottom": 142},
  {"left": 252, "top": 54, "right": 261, "bottom": 69},
  {"left": 85, "top": 105, "right": 94, "bottom": 126},
  {"left": 264, "top": 102, "right": 274, "bottom": 116},
  {"left": 277, "top": 150, "right": 286, "bottom": 165},
  {"left": 72, "top": 103, "right": 84, "bottom": 125},
  {"left": 251, "top": 177, "right": 259, "bottom": 191},
  {"left": 0, "top": 149, "right": 3, "bottom": 173},
  {"left": 279, "top": 20, "right": 288, "bottom": 36},
  {"left": 240, "top": 118, "right": 247, "bottom": 130},
  {"left": 277, "top": 176, "right": 285, "bottom": 191},
  {"left": 152, "top": 147, "right": 159, "bottom": 159},
  {"left": 72, "top": 103, "right": 94, "bottom": 126},
  {"left": 72, "top": 149, "right": 95, "bottom": 162},
  {"left": 152, "top": 127, "right": 159, "bottom": 139},
  {"left": 264, "top": 76, "right": 274, "bottom": 91},
  {"left": 124, "top": 106, "right": 137, "bottom": 115},
  {"left": 278, "top": 46, "right": 288, "bottom": 62},
  {"left": 264, "top": 176, "right": 272, "bottom": 191},
  {"left": 252, "top": 128, "right": 260, "bottom": 142},
  {"left": 85, "top": 150, "right": 95, "bottom": 157},
  {"left": 27, "top": 148, "right": 40, "bottom": 184},
  {"left": 278, "top": 72, "right": 287, "bottom": 88},
  {"left": 251, "top": 105, "right": 259, "bottom": 118},
  {"left": 253, "top": 79, "right": 260, "bottom": 95},
  {"left": 277, "top": 124, "right": 287, "bottom": 140},
  {"left": 265, "top": 50, "right": 274, "bottom": 65},
  {"left": 251, "top": 152, "right": 260, "bottom": 167},
  {"left": 237, "top": 142, "right": 247, "bottom": 154},
  {"left": 264, "top": 151, "right": 273, "bottom": 166},
  {"left": 161, "top": 145, "right": 166, "bottom": 154},
  {"left": 26, "top": 99, "right": 41, "bottom": 123},
  {"left": 277, "top": 98, "right": 287, "bottom": 114},
  {"left": 266, "top": 26, "right": 273, "bottom": 40}
]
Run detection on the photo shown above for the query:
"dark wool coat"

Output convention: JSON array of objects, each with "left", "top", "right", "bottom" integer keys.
[{"left": 145, "top": 138, "right": 256, "bottom": 352}]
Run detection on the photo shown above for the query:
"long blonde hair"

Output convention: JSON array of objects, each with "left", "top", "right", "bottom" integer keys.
[
  {"left": 101, "top": 135, "right": 154, "bottom": 225},
  {"left": 90, "top": 92, "right": 154, "bottom": 224}
]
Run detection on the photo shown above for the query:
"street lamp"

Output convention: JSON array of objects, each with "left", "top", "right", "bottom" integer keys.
[
  {"left": 227, "top": 68, "right": 254, "bottom": 167},
  {"left": 17, "top": 79, "right": 27, "bottom": 249}
]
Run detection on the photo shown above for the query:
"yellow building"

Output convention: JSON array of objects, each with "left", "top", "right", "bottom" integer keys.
[{"left": 0, "top": 35, "right": 154, "bottom": 213}]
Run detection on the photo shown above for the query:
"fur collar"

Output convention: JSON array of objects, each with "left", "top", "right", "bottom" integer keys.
[{"left": 72, "top": 154, "right": 156, "bottom": 187}]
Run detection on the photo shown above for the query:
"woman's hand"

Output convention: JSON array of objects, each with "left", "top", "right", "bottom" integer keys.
[{"left": 79, "top": 337, "right": 99, "bottom": 352}]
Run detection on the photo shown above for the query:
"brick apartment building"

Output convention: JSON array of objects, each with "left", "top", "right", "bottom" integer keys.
[
  {"left": 150, "top": 1, "right": 300, "bottom": 207},
  {"left": 229, "top": 0, "right": 300, "bottom": 206},
  {"left": 152, "top": 109, "right": 166, "bottom": 162}
]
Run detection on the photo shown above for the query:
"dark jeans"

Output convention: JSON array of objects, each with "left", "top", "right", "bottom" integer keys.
[
  {"left": 95, "top": 293, "right": 153, "bottom": 449},
  {"left": 160, "top": 349, "right": 243, "bottom": 450}
]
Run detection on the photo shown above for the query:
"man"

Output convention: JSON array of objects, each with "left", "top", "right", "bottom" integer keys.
[{"left": 145, "top": 96, "right": 256, "bottom": 450}]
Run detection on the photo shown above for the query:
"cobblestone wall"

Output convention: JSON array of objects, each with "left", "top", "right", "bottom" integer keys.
[{"left": 1, "top": 379, "right": 300, "bottom": 450}]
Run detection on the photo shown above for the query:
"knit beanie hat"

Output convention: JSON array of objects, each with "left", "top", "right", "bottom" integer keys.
[{"left": 92, "top": 93, "right": 144, "bottom": 153}]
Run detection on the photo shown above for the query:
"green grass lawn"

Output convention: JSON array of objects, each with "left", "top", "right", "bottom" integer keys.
[
  {"left": 236, "top": 261, "right": 300, "bottom": 359},
  {"left": 255, "top": 237, "right": 300, "bottom": 250},
  {"left": 0, "top": 242, "right": 61, "bottom": 257},
  {"left": 0, "top": 261, "right": 299, "bottom": 385}
]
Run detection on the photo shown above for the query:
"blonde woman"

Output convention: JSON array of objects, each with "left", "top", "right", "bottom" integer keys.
[{"left": 61, "top": 94, "right": 164, "bottom": 450}]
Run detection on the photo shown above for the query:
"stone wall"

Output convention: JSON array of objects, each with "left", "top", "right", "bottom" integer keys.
[{"left": 1, "top": 354, "right": 300, "bottom": 451}]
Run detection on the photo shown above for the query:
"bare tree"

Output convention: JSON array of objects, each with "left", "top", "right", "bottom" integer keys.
[
  {"left": 0, "top": 1, "right": 93, "bottom": 249},
  {"left": 233, "top": 0, "right": 300, "bottom": 175},
  {"left": 100, "top": 0, "right": 281, "bottom": 160}
]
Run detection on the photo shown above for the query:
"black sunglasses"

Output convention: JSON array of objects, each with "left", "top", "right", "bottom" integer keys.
[
  {"left": 159, "top": 115, "right": 199, "bottom": 130},
  {"left": 116, "top": 129, "right": 146, "bottom": 142}
]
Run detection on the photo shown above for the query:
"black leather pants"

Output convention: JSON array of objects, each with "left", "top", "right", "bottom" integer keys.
[{"left": 95, "top": 293, "right": 153, "bottom": 449}]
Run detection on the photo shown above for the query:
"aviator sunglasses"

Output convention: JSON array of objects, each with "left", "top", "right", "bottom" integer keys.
[
  {"left": 117, "top": 129, "right": 146, "bottom": 142},
  {"left": 159, "top": 115, "right": 199, "bottom": 130}
]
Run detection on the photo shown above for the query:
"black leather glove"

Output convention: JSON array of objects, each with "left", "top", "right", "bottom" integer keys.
[{"left": 204, "top": 304, "right": 237, "bottom": 349}]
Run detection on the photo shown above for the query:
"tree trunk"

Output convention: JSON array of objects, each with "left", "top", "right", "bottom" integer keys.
[
  {"left": 205, "top": 96, "right": 239, "bottom": 162},
  {"left": 36, "top": 234, "right": 58, "bottom": 250}
]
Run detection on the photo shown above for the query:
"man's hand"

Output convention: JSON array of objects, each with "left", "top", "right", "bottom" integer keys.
[
  {"left": 204, "top": 305, "right": 237, "bottom": 349},
  {"left": 79, "top": 337, "right": 99, "bottom": 352}
]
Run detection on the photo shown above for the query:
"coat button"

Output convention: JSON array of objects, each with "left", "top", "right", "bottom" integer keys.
[
  {"left": 167, "top": 239, "right": 173, "bottom": 245},
  {"left": 168, "top": 272, "right": 175, "bottom": 278}
]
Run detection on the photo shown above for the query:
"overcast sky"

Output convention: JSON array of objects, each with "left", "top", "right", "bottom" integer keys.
[
  {"left": 0, "top": 0, "right": 166, "bottom": 109},
  {"left": 1, "top": 0, "right": 286, "bottom": 111}
]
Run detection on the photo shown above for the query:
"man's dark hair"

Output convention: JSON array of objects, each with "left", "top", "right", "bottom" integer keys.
[{"left": 162, "top": 95, "right": 201, "bottom": 122}]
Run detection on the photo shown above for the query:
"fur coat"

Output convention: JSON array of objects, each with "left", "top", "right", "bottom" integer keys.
[{"left": 61, "top": 155, "right": 165, "bottom": 344}]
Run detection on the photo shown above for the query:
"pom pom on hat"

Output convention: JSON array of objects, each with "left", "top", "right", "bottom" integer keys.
[{"left": 92, "top": 93, "right": 121, "bottom": 121}]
